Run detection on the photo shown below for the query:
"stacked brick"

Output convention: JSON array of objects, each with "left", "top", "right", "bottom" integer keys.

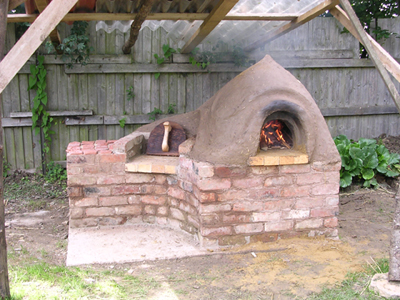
[{"left": 67, "top": 134, "right": 341, "bottom": 248}]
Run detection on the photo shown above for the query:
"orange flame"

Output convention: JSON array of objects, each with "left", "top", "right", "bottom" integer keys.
[{"left": 260, "top": 120, "right": 292, "bottom": 149}]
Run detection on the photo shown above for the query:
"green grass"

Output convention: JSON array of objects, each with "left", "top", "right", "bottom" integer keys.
[
  {"left": 308, "top": 258, "right": 390, "bottom": 300},
  {"left": 7, "top": 262, "right": 160, "bottom": 300}
]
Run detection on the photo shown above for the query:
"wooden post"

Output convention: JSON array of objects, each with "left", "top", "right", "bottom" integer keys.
[
  {"left": 0, "top": 0, "right": 10, "bottom": 298},
  {"left": 339, "top": 0, "right": 400, "bottom": 114},
  {"left": 122, "top": 0, "right": 157, "bottom": 54},
  {"left": 389, "top": 191, "right": 400, "bottom": 281}
]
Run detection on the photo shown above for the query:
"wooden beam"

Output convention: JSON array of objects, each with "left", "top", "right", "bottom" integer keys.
[
  {"left": 180, "top": 0, "right": 240, "bottom": 54},
  {"left": 244, "top": 0, "right": 340, "bottom": 52},
  {"left": 0, "top": 0, "right": 10, "bottom": 298},
  {"left": 34, "top": 0, "right": 61, "bottom": 47},
  {"left": 330, "top": 5, "right": 400, "bottom": 84},
  {"left": 0, "top": 0, "right": 79, "bottom": 94},
  {"left": 122, "top": 0, "right": 157, "bottom": 54},
  {"left": 10, "top": 110, "right": 93, "bottom": 118},
  {"left": 6, "top": 12, "right": 301, "bottom": 23},
  {"left": 339, "top": 0, "right": 400, "bottom": 113},
  {"left": 8, "top": 0, "right": 24, "bottom": 11}
]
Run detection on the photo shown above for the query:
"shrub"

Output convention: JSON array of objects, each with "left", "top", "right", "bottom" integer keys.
[{"left": 334, "top": 135, "right": 400, "bottom": 188}]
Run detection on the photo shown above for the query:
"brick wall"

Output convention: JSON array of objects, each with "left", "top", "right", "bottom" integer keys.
[{"left": 67, "top": 134, "right": 341, "bottom": 248}]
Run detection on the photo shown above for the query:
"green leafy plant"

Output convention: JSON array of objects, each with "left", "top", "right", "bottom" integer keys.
[
  {"left": 148, "top": 108, "right": 163, "bottom": 121},
  {"left": 167, "top": 104, "right": 176, "bottom": 114},
  {"left": 119, "top": 118, "right": 126, "bottom": 128},
  {"left": 47, "top": 21, "right": 94, "bottom": 68},
  {"left": 153, "top": 44, "right": 177, "bottom": 79},
  {"left": 334, "top": 135, "right": 400, "bottom": 188},
  {"left": 126, "top": 86, "right": 135, "bottom": 101},
  {"left": 28, "top": 55, "right": 55, "bottom": 154},
  {"left": 44, "top": 161, "right": 67, "bottom": 184},
  {"left": 3, "top": 158, "right": 11, "bottom": 177}
]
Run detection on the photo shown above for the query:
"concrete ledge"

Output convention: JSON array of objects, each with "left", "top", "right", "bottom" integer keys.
[{"left": 248, "top": 149, "right": 309, "bottom": 166}]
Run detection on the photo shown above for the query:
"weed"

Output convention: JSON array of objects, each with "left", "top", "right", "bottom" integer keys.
[
  {"left": 119, "top": 117, "right": 126, "bottom": 128},
  {"left": 3, "top": 158, "right": 11, "bottom": 177},
  {"left": 126, "top": 86, "right": 135, "bottom": 101},
  {"left": 167, "top": 104, "right": 176, "bottom": 114},
  {"left": 148, "top": 107, "right": 163, "bottom": 121},
  {"left": 44, "top": 161, "right": 66, "bottom": 184}
]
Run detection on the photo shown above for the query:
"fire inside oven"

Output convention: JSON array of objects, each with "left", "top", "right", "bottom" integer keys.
[{"left": 260, "top": 119, "right": 293, "bottom": 150}]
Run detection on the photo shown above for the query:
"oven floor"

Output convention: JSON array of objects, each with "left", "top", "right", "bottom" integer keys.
[{"left": 66, "top": 224, "right": 207, "bottom": 266}]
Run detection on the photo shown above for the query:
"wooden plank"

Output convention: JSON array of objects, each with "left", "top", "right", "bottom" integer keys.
[
  {"left": 0, "top": 0, "right": 79, "bottom": 94},
  {"left": 181, "top": 0, "right": 240, "bottom": 53},
  {"left": 339, "top": 0, "right": 400, "bottom": 113},
  {"left": 320, "top": 106, "right": 399, "bottom": 117},
  {"left": 34, "top": 0, "right": 60, "bottom": 46},
  {"left": 6, "top": 12, "right": 304, "bottom": 23},
  {"left": 331, "top": 6, "right": 400, "bottom": 85},
  {"left": 10, "top": 110, "right": 94, "bottom": 118},
  {"left": 104, "top": 114, "right": 173, "bottom": 125},
  {"left": 78, "top": 73, "right": 89, "bottom": 142},
  {"left": 105, "top": 74, "right": 116, "bottom": 140},
  {"left": 65, "top": 115, "right": 104, "bottom": 125},
  {"left": 9, "top": 0, "right": 25, "bottom": 11},
  {"left": 244, "top": 0, "right": 340, "bottom": 52},
  {"left": 389, "top": 191, "right": 400, "bottom": 281},
  {"left": 67, "top": 74, "right": 79, "bottom": 151}
]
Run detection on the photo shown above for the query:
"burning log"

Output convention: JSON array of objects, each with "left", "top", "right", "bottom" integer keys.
[{"left": 260, "top": 120, "right": 293, "bottom": 150}]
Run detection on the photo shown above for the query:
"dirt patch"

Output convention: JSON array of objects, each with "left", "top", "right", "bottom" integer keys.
[{"left": 4, "top": 140, "right": 400, "bottom": 299}]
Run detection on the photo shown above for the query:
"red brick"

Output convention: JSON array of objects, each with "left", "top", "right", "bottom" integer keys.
[
  {"left": 115, "top": 205, "right": 142, "bottom": 215},
  {"left": 98, "top": 150, "right": 112, "bottom": 155},
  {"left": 251, "top": 166, "right": 279, "bottom": 175},
  {"left": 265, "top": 175, "right": 294, "bottom": 186},
  {"left": 170, "top": 208, "right": 185, "bottom": 221},
  {"left": 312, "top": 161, "right": 342, "bottom": 172},
  {"left": 168, "top": 187, "right": 186, "bottom": 200},
  {"left": 99, "top": 196, "right": 128, "bottom": 206},
  {"left": 82, "top": 164, "right": 100, "bottom": 174},
  {"left": 68, "top": 175, "right": 97, "bottom": 186},
  {"left": 128, "top": 195, "right": 141, "bottom": 204},
  {"left": 179, "top": 180, "right": 193, "bottom": 192},
  {"left": 86, "top": 207, "right": 115, "bottom": 217},
  {"left": 70, "top": 208, "right": 84, "bottom": 219},
  {"left": 125, "top": 174, "right": 154, "bottom": 184},
  {"left": 141, "top": 195, "right": 166, "bottom": 205},
  {"left": 264, "top": 200, "right": 295, "bottom": 211},
  {"left": 252, "top": 211, "right": 280, "bottom": 222},
  {"left": 188, "top": 215, "right": 200, "bottom": 228},
  {"left": 311, "top": 183, "right": 339, "bottom": 196},
  {"left": 295, "top": 218, "right": 323, "bottom": 229},
  {"left": 200, "top": 226, "right": 232, "bottom": 237},
  {"left": 324, "top": 171, "right": 341, "bottom": 184},
  {"left": 69, "top": 218, "right": 97, "bottom": 228},
  {"left": 324, "top": 217, "right": 338, "bottom": 228},
  {"left": 232, "top": 177, "right": 263, "bottom": 189},
  {"left": 178, "top": 139, "right": 195, "bottom": 154},
  {"left": 280, "top": 164, "right": 311, "bottom": 174},
  {"left": 311, "top": 207, "right": 338, "bottom": 218},
  {"left": 67, "top": 187, "right": 83, "bottom": 197},
  {"left": 187, "top": 194, "right": 199, "bottom": 208},
  {"left": 67, "top": 155, "right": 95, "bottom": 164},
  {"left": 112, "top": 185, "right": 141, "bottom": 195},
  {"left": 97, "top": 175, "right": 125, "bottom": 185},
  {"left": 250, "top": 233, "right": 278, "bottom": 243},
  {"left": 100, "top": 162, "right": 125, "bottom": 174},
  {"left": 295, "top": 198, "right": 325, "bottom": 209},
  {"left": 194, "top": 162, "right": 214, "bottom": 178},
  {"left": 67, "top": 165, "right": 82, "bottom": 175},
  {"left": 296, "top": 173, "right": 324, "bottom": 186},
  {"left": 264, "top": 220, "right": 294, "bottom": 232},
  {"left": 68, "top": 141, "right": 81, "bottom": 148},
  {"left": 234, "top": 223, "right": 263, "bottom": 234},
  {"left": 219, "top": 235, "right": 247, "bottom": 246},
  {"left": 280, "top": 186, "right": 310, "bottom": 198},
  {"left": 95, "top": 139, "right": 107, "bottom": 145},
  {"left": 154, "top": 175, "right": 167, "bottom": 185},
  {"left": 144, "top": 205, "right": 156, "bottom": 215},
  {"left": 67, "top": 150, "right": 83, "bottom": 156},
  {"left": 83, "top": 149, "right": 98, "bottom": 155},
  {"left": 249, "top": 188, "right": 280, "bottom": 200},
  {"left": 197, "top": 178, "right": 231, "bottom": 191},
  {"left": 154, "top": 185, "right": 167, "bottom": 194},
  {"left": 222, "top": 213, "right": 251, "bottom": 224},
  {"left": 282, "top": 209, "right": 310, "bottom": 219},
  {"left": 215, "top": 166, "right": 247, "bottom": 178},
  {"left": 179, "top": 157, "right": 193, "bottom": 170},
  {"left": 98, "top": 217, "right": 127, "bottom": 226},
  {"left": 193, "top": 187, "right": 216, "bottom": 203},
  {"left": 217, "top": 190, "right": 249, "bottom": 202},
  {"left": 201, "top": 214, "right": 220, "bottom": 225},
  {"left": 157, "top": 206, "right": 168, "bottom": 216},
  {"left": 82, "top": 141, "right": 95, "bottom": 145},
  {"left": 99, "top": 153, "right": 126, "bottom": 163},
  {"left": 200, "top": 203, "right": 231, "bottom": 213},
  {"left": 233, "top": 201, "right": 264, "bottom": 212},
  {"left": 83, "top": 186, "right": 111, "bottom": 196},
  {"left": 326, "top": 196, "right": 339, "bottom": 206},
  {"left": 73, "top": 197, "right": 98, "bottom": 207},
  {"left": 168, "top": 197, "right": 179, "bottom": 207}
]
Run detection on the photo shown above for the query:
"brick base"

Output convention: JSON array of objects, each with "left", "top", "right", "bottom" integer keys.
[{"left": 67, "top": 135, "right": 340, "bottom": 248}]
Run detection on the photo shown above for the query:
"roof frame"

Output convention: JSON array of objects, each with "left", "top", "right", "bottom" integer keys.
[
  {"left": 244, "top": 0, "right": 340, "bottom": 52},
  {"left": 180, "top": 0, "right": 241, "bottom": 53}
]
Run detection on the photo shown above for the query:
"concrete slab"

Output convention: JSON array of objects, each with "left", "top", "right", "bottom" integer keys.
[
  {"left": 66, "top": 224, "right": 207, "bottom": 266},
  {"left": 370, "top": 273, "right": 400, "bottom": 299}
]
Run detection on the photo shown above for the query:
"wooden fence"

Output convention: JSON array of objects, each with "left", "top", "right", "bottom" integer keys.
[{"left": 2, "top": 17, "right": 400, "bottom": 171}]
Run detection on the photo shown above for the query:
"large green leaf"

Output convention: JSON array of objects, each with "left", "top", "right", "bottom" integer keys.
[
  {"left": 388, "top": 153, "right": 400, "bottom": 165},
  {"left": 359, "top": 138, "right": 377, "bottom": 148},
  {"left": 376, "top": 145, "right": 391, "bottom": 161},
  {"left": 361, "top": 168, "right": 375, "bottom": 180},
  {"left": 349, "top": 147, "right": 363, "bottom": 160},
  {"left": 363, "top": 152, "right": 379, "bottom": 169},
  {"left": 377, "top": 162, "right": 389, "bottom": 174},
  {"left": 340, "top": 171, "right": 352, "bottom": 188},
  {"left": 386, "top": 169, "right": 400, "bottom": 177}
]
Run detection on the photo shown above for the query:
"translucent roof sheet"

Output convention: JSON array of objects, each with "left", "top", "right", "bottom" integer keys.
[{"left": 96, "top": 0, "right": 328, "bottom": 50}]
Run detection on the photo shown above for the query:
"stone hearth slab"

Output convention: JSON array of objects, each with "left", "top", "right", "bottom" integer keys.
[
  {"left": 125, "top": 155, "right": 179, "bottom": 174},
  {"left": 248, "top": 149, "right": 308, "bottom": 166},
  {"left": 66, "top": 225, "right": 206, "bottom": 266}
]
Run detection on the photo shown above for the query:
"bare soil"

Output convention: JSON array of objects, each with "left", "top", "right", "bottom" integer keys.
[{"left": 4, "top": 137, "right": 400, "bottom": 299}]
